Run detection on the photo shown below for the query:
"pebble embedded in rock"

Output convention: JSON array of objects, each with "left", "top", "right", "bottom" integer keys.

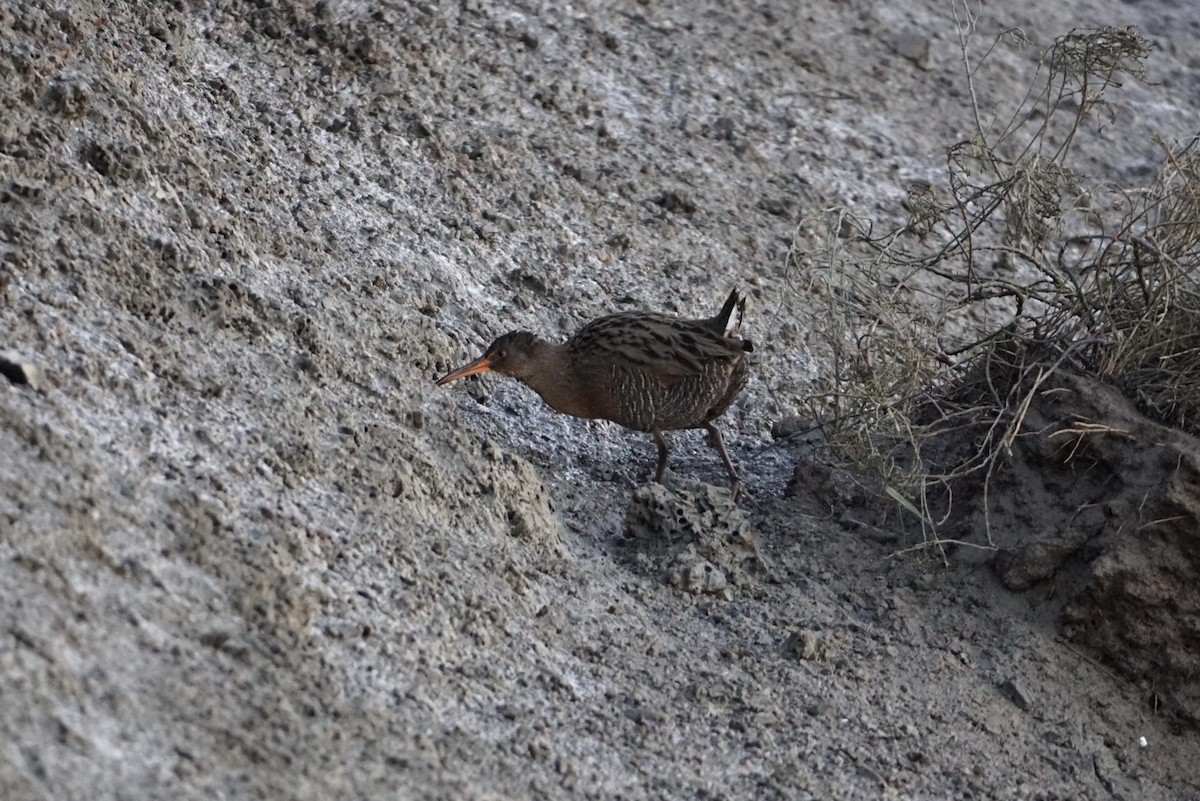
[
  {"left": 784, "top": 628, "right": 829, "bottom": 661},
  {"left": 0, "top": 351, "right": 43, "bottom": 391},
  {"left": 997, "top": 678, "right": 1033, "bottom": 712},
  {"left": 890, "top": 32, "right": 933, "bottom": 71}
]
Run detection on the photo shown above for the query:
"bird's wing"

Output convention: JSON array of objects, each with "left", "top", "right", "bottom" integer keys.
[{"left": 570, "top": 312, "right": 745, "bottom": 379}]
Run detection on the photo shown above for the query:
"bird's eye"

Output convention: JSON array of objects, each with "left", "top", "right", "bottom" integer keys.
[{"left": 496, "top": 349, "right": 507, "bottom": 360}]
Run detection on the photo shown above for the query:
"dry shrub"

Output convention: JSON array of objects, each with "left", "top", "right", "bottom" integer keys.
[
  {"left": 1091, "top": 148, "right": 1200, "bottom": 430},
  {"left": 794, "top": 20, "right": 1199, "bottom": 548}
]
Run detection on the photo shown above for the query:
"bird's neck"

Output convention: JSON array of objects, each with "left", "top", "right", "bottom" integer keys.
[{"left": 520, "top": 341, "right": 595, "bottom": 419}]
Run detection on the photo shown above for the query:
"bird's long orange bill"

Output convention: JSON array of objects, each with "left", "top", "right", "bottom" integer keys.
[{"left": 435, "top": 356, "right": 493, "bottom": 386}]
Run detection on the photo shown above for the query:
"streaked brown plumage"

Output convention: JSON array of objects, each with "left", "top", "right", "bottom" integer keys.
[{"left": 435, "top": 289, "right": 752, "bottom": 498}]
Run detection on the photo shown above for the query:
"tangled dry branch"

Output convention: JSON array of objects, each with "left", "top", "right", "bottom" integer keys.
[{"left": 793, "top": 23, "right": 1198, "bottom": 547}]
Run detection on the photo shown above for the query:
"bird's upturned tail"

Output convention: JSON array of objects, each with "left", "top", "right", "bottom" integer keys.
[{"left": 713, "top": 288, "right": 753, "bottom": 352}]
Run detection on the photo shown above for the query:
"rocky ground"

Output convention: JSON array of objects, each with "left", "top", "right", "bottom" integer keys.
[{"left": 2, "top": 0, "right": 1199, "bottom": 798}]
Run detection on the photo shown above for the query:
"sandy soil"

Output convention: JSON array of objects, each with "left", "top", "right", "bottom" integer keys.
[{"left": 2, "top": 0, "right": 1199, "bottom": 798}]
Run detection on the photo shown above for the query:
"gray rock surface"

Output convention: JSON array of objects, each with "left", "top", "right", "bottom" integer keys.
[{"left": 2, "top": 0, "right": 1199, "bottom": 799}]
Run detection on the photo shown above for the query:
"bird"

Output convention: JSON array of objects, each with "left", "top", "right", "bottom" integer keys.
[{"left": 435, "top": 288, "right": 753, "bottom": 498}]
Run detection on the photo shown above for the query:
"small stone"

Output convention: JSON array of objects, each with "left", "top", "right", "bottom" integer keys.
[
  {"left": 652, "top": 189, "right": 697, "bottom": 215},
  {"left": 784, "top": 629, "right": 828, "bottom": 661},
  {"left": 605, "top": 232, "right": 632, "bottom": 250},
  {"left": 44, "top": 76, "right": 92, "bottom": 117},
  {"left": 771, "top": 415, "right": 809, "bottom": 439},
  {"left": 759, "top": 197, "right": 794, "bottom": 218},
  {"left": 997, "top": 678, "right": 1033, "bottom": 712},
  {"left": 711, "top": 116, "right": 736, "bottom": 141},
  {"left": 994, "top": 533, "right": 1087, "bottom": 591},
  {"left": 0, "top": 351, "right": 43, "bottom": 391},
  {"left": 891, "top": 32, "right": 932, "bottom": 71}
]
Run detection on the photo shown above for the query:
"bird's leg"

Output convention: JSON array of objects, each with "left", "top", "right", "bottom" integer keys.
[
  {"left": 705, "top": 423, "right": 743, "bottom": 500},
  {"left": 652, "top": 429, "right": 670, "bottom": 483}
]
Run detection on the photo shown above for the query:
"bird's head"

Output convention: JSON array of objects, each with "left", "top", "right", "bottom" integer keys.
[{"left": 435, "top": 331, "right": 542, "bottom": 385}]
